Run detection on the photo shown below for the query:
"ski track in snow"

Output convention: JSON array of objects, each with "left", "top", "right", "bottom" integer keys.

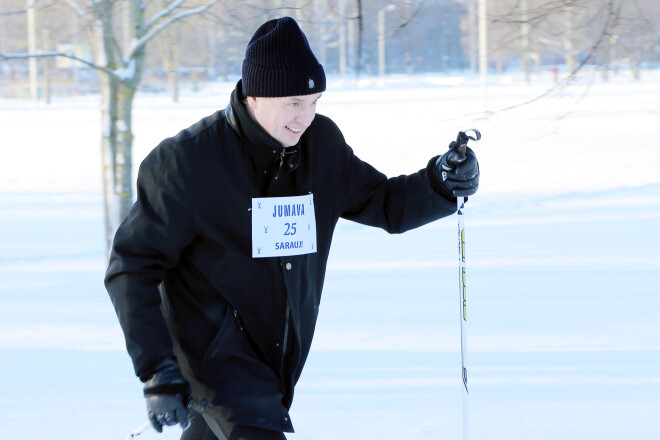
[{"left": 1, "top": 71, "right": 659, "bottom": 440}]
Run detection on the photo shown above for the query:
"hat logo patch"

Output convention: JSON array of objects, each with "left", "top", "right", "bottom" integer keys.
[{"left": 308, "top": 78, "right": 315, "bottom": 89}]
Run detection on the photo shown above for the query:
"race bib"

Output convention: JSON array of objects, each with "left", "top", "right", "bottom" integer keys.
[{"left": 252, "top": 194, "right": 317, "bottom": 258}]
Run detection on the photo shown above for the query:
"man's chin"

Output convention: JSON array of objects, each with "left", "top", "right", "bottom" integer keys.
[{"left": 281, "top": 136, "right": 300, "bottom": 148}]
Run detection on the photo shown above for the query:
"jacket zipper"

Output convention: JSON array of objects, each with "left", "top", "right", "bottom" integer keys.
[
  {"left": 272, "top": 149, "right": 285, "bottom": 181},
  {"left": 233, "top": 308, "right": 244, "bottom": 331},
  {"left": 280, "top": 302, "right": 290, "bottom": 374}
]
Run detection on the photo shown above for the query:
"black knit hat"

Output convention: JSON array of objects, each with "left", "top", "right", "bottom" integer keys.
[{"left": 242, "top": 17, "right": 326, "bottom": 97}]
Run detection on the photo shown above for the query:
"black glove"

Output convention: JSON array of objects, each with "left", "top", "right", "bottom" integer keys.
[
  {"left": 143, "top": 358, "right": 194, "bottom": 433},
  {"left": 428, "top": 140, "right": 480, "bottom": 200}
]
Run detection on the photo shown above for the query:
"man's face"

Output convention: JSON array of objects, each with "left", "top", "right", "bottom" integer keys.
[{"left": 247, "top": 93, "right": 322, "bottom": 147}]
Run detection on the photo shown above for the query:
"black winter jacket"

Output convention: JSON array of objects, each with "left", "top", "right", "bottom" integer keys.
[{"left": 105, "top": 81, "right": 456, "bottom": 432}]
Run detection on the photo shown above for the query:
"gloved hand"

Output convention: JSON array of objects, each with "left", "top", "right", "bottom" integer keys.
[
  {"left": 428, "top": 138, "right": 480, "bottom": 200},
  {"left": 143, "top": 358, "right": 194, "bottom": 433}
]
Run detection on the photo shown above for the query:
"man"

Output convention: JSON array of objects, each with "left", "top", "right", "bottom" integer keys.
[{"left": 105, "top": 16, "right": 479, "bottom": 440}]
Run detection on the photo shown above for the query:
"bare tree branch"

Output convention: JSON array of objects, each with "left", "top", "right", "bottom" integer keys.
[
  {"left": 125, "top": 0, "right": 221, "bottom": 60},
  {"left": 63, "top": 0, "right": 85, "bottom": 18},
  {"left": 0, "top": 0, "right": 40, "bottom": 16},
  {"left": 448, "top": 0, "right": 625, "bottom": 121},
  {"left": 202, "top": 9, "right": 255, "bottom": 33},
  {"left": 144, "top": 0, "right": 187, "bottom": 31},
  {"left": 0, "top": 51, "right": 117, "bottom": 77}
]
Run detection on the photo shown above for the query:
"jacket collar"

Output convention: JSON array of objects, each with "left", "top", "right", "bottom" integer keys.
[
  {"left": 225, "top": 81, "right": 301, "bottom": 183},
  {"left": 227, "top": 81, "right": 301, "bottom": 151}
]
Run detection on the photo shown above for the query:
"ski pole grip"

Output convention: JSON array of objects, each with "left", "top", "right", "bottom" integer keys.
[{"left": 456, "top": 129, "right": 481, "bottom": 154}]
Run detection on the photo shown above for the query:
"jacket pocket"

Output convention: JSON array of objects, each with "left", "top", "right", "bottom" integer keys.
[{"left": 201, "top": 304, "right": 239, "bottom": 366}]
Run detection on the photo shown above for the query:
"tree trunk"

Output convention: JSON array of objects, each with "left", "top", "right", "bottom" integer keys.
[
  {"left": 93, "top": 0, "right": 148, "bottom": 252},
  {"left": 563, "top": 6, "right": 575, "bottom": 76},
  {"left": 43, "top": 26, "right": 52, "bottom": 105},
  {"left": 169, "top": 68, "right": 180, "bottom": 102},
  {"left": 99, "top": 77, "right": 139, "bottom": 252},
  {"left": 632, "top": 58, "right": 640, "bottom": 81},
  {"left": 355, "top": 0, "right": 363, "bottom": 77},
  {"left": 116, "top": 83, "right": 136, "bottom": 220},
  {"left": 468, "top": 0, "right": 477, "bottom": 75},
  {"left": 521, "top": 0, "right": 531, "bottom": 85},
  {"left": 164, "top": 23, "right": 181, "bottom": 103},
  {"left": 99, "top": 74, "right": 120, "bottom": 252}
]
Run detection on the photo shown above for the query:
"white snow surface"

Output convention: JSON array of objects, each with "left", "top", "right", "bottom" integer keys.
[{"left": 1, "top": 70, "right": 659, "bottom": 440}]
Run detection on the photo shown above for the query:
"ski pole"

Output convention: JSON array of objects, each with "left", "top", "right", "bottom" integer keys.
[
  {"left": 454, "top": 128, "right": 480, "bottom": 440},
  {"left": 123, "top": 421, "right": 151, "bottom": 440}
]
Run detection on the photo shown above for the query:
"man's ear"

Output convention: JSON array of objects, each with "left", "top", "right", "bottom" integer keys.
[{"left": 246, "top": 96, "right": 258, "bottom": 110}]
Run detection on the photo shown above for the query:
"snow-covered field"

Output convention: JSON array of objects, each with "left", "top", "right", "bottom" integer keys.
[{"left": 1, "top": 69, "right": 659, "bottom": 440}]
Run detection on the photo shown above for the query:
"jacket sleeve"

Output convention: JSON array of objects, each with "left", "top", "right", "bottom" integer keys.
[
  {"left": 105, "top": 141, "right": 196, "bottom": 381},
  {"left": 337, "top": 140, "right": 457, "bottom": 234}
]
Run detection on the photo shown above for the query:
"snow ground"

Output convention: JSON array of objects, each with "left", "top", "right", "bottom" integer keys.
[{"left": 1, "top": 69, "right": 659, "bottom": 440}]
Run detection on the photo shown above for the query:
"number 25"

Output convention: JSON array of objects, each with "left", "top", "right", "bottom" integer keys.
[{"left": 284, "top": 222, "right": 297, "bottom": 236}]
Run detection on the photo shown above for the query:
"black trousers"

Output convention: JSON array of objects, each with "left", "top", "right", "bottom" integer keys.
[{"left": 181, "top": 412, "right": 287, "bottom": 440}]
